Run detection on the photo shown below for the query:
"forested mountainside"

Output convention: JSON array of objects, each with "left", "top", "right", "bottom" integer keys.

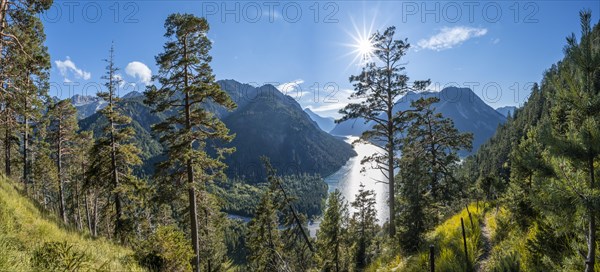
[{"left": 79, "top": 80, "right": 356, "bottom": 179}]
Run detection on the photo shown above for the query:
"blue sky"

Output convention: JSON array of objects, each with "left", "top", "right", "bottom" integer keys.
[{"left": 43, "top": 1, "right": 600, "bottom": 118}]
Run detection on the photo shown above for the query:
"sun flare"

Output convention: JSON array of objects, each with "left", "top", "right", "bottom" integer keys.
[
  {"left": 342, "top": 17, "right": 378, "bottom": 67},
  {"left": 356, "top": 37, "right": 374, "bottom": 61}
]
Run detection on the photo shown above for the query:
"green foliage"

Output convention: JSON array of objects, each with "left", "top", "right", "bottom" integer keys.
[
  {"left": 316, "top": 190, "right": 353, "bottom": 271},
  {"left": 397, "top": 96, "right": 472, "bottom": 252},
  {"left": 31, "top": 241, "right": 90, "bottom": 271},
  {"left": 368, "top": 204, "right": 484, "bottom": 272},
  {"left": 349, "top": 183, "right": 379, "bottom": 268},
  {"left": 246, "top": 181, "right": 285, "bottom": 271},
  {"left": 88, "top": 45, "right": 142, "bottom": 244},
  {"left": 136, "top": 225, "right": 194, "bottom": 272}
]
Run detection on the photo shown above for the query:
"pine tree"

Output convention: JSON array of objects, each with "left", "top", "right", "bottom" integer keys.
[
  {"left": 246, "top": 183, "right": 285, "bottom": 271},
  {"left": 197, "top": 189, "right": 230, "bottom": 272},
  {"left": 30, "top": 104, "right": 57, "bottom": 209},
  {"left": 546, "top": 10, "right": 600, "bottom": 271},
  {"left": 264, "top": 158, "right": 316, "bottom": 270},
  {"left": 317, "top": 190, "right": 350, "bottom": 272},
  {"left": 90, "top": 44, "right": 141, "bottom": 243},
  {"left": 404, "top": 97, "right": 472, "bottom": 203},
  {"left": 338, "top": 26, "right": 430, "bottom": 236},
  {"left": 349, "top": 183, "right": 378, "bottom": 268},
  {"left": 397, "top": 97, "right": 471, "bottom": 251},
  {"left": 144, "top": 13, "right": 236, "bottom": 271},
  {"left": 48, "top": 99, "right": 78, "bottom": 224},
  {"left": 1, "top": 1, "right": 50, "bottom": 184},
  {"left": 397, "top": 143, "right": 430, "bottom": 252},
  {"left": 507, "top": 127, "right": 552, "bottom": 228},
  {"left": 69, "top": 131, "right": 93, "bottom": 231},
  {"left": 1, "top": 1, "right": 52, "bottom": 177}
]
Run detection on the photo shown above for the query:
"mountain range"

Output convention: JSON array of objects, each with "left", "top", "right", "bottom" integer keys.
[
  {"left": 328, "top": 87, "right": 507, "bottom": 153},
  {"left": 77, "top": 80, "right": 356, "bottom": 181}
]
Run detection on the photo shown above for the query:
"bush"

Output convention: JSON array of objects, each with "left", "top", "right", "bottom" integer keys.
[
  {"left": 136, "top": 225, "right": 194, "bottom": 272},
  {"left": 31, "top": 241, "right": 90, "bottom": 271}
]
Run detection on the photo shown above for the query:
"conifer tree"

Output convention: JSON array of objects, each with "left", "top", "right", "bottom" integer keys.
[
  {"left": 404, "top": 97, "right": 472, "bottom": 203},
  {"left": 338, "top": 26, "right": 430, "bottom": 236},
  {"left": 317, "top": 190, "right": 350, "bottom": 272},
  {"left": 349, "top": 183, "right": 378, "bottom": 268},
  {"left": 90, "top": 45, "right": 141, "bottom": 243},
  {"left": 30, "top": 107, "right": 56, "bottom": 209},
  {"left": 246, "top": 182, "right": 285, "bottom": 271},
  {"left": 546, "top": 10, "right": 600, "bottom": 271},
  {"left": 48, "top": 99, "right": 78, "bottom": 224},
  {"left": 144, "top": 13, "right": 236, "bottom": 271},
  {"left": 0, "top": 0, "right": 51, "bottom": 178}
]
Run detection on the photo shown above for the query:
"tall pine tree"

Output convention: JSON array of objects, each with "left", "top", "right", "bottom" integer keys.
[
  {"left": 144, "top": 13, "right": 236, "bottom": 272},
  {"left": 90, "top": 44, "right": 141, "bottom": 243},
  {"left": 338, "top": 26, "right": 429, "bottom": 236}
]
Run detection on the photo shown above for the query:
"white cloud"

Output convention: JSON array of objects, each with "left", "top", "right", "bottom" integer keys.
[
  {"left": 55, "top": 57, "right": 91, "bottom": 81},
  {"left": 113, "top": 74, "right": 126, "bottom": 88},
  {"left": 418, "top": 26, "right": 488, "bottom": 51},
  {"left": 125, "top": 61, "right": 152, "bottom": 85},
  {"left": 276, "top": 79, "right": 304, "bottom": 96},
  {"left": 492, "top": 38, "right": 500, "bottom": 44}
]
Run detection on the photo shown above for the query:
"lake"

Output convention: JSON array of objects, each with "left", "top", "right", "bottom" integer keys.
[{"left": 308, "top": 136, "right": 389, "bottom": 236}]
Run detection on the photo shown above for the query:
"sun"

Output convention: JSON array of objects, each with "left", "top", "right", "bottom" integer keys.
[
  {"left": 341, "top": 16, "right": 378, "bottom": 67},
  {"left": 356, "top": 37, "right": 375, "bottom": 61}
]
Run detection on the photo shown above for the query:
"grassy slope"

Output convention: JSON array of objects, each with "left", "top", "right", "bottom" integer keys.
[
  {"left": 368, "top": 203, "right": 486, "bottom": 271},
  {"left": 0, "top": 176, "right": 143, "bottom": 271}
]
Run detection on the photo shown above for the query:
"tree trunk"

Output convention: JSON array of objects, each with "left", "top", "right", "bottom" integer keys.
[
  {"left": 85, "top": 192, "right": 92, "bottom": 234},
  {"left": 75, "top": 178, "right": 82, "bottom": 230},
  {"left": 183, "top": 36, "right": 200, "bottom": 272},
  {"left": 92, "top": 193, "right": 98, "bottom": 237},
  {"left": 57, "top": 120, "right": 67, "bottom": 224},
  {"left": 23, "top": 112, "right": 28, "bottom": 185},
  {"left": 4, "top": 111, "right": 10, "bottom": 177},
  {"left": 585, "top": 157, "right": 596, "bottom": 272},
  {"left": 188, "top": 164, "right": 200, "bottom": 272},
  {"left": 107, "top": 60, "right": 123, "bottom": 243}
]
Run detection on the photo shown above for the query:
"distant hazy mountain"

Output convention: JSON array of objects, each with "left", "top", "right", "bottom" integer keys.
[
  {"left": 330, "top": 87, "right": 507, "bottom": 153},
  {"left": 71, "top": 94, "right": 106, "bottom": 119},
  {"left": 78, "top": 80, "right": 356, "bottom": 180},
  {"left": 304, "top": 108, "right": 336, "bottom": 132},
  {"left": 495, "top": 106, "right": 518, "bottom": 118}
]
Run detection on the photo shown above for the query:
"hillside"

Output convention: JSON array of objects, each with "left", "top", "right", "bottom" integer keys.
[
  {"left": 78, "top": 80, "right": 356, "bottom": 180},
  {"left": 0, "top": 176, "right": 142, "bottom": 271},
  {"left": 369, "top": 203, "right": 486, "bottom": 271},
  {"left": 330, "top": 87, "right": 507, "bottom": 153},
  {"left": 219, "top": 82, "right": 356, "bottom": 181}
]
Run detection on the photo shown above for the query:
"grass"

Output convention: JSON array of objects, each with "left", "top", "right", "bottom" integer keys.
[
  {"left": 368, "top": 202, "right": 486, "bottom": 272},
  {"left": 0, "top": 175, "right": 144, "bottom": 271}
]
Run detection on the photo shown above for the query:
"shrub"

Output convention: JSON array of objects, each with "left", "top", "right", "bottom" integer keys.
[
  {"left": 31, "top": 241, "right": 90, "bottom": 271},
  {"left": 136, "top": 225, "right": 194, "bottom": 272}
]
